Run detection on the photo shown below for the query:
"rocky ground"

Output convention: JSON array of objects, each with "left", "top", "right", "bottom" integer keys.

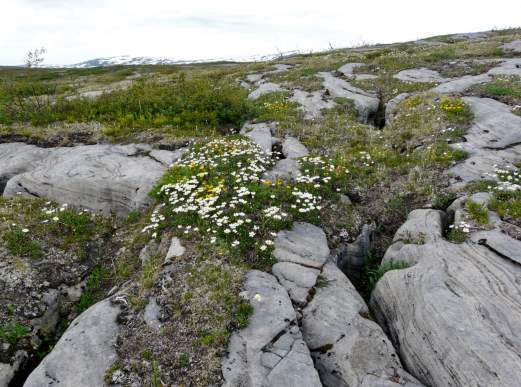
[{"left": 1, "top": 29, "right": 521, "bottom": 386}]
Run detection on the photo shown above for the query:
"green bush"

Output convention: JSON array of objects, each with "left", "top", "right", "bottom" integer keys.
[{"left": 0, "top": 73, "right": 255, "bottom": 132}]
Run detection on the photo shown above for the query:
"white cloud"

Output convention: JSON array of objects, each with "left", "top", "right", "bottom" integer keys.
[{"left": 0, "top": 0, "right": 520, "bottom": 65}]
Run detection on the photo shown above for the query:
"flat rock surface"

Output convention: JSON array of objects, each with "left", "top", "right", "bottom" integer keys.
[
  {"left": 248, "top": 82, "right": 283, "bottom": 100},
  {"left": 290, "top": 89, "right": 336, "bottom": 119},
  {"left": 501, "top": 40, "right": 521, "bottom": 53},
  {"left": 394, "top": 68, "right": 448, "bottom": 83},
  {"left": 432, "top": 58, "right": 521, "bottom": 93},
  {"left": 273, "top": 222, "right": 330, "bottom": 268},
  {"left": 448, "top": 97, "right": 521, "bottom": 185},
  {"left": 272, "top": 262, "right": 319, "bottom": 305},
  {"left": 371, "top": 209, "right": 521, "bottom": 387},
  {"left": 2, "top": 144, "right": 179, "bottom": 217},
  {"left": 221, "top": 270, "right": 321, "bottom": 387},
  {"left": 240, "top": 122, "right": 275, "bottom": 154},
  {"left": 302, "top": 261, "right": 422, "bottom": 387},
  {"left": 281, "top": 136, "right": 309, "bottom": 159},
  {"left": 24, "top": 299, "right": 121, "bottom": 387},
  {"left": 0, "top": 143, "right": 51, "bottom": 192},
  {"left": 317, "top": 72, "right": 379, "bottom": 124},
  {"left": 263, "top": 158, "right": 301, "bottom": 181},
  {"left": 385, "top": 92, "right": 410, "bottom": 125}
]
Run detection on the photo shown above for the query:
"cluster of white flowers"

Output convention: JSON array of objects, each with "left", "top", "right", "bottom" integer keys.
[
  {"left": 142, "top": 139, "right": 275, "bottom": 248},
  {"left": 142, "top": 138, "right": 346, "bottom": 253},
  {"left": 358, "top": 151, "right": 374, "bottom": 167},
  {"left": 490, "top": 167, "right": 521, "bottom": 192},
  {"left": 291, "top": 189, "right": 321, "bottom": 213},
  {"left": 449, "top": 221, "right": 471, "bottom": 234},
  {"left": 263, "top": 206, "right": 288, "bottom": 220}
]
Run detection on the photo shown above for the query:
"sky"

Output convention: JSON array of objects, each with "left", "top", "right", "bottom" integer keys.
[{"left": 0, "top": 0, "right": 520, "bottom": 66}]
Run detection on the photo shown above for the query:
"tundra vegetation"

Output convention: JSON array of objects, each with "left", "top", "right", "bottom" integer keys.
[{"left": 1, "top": 27, "right": 520, "bottom": 385}]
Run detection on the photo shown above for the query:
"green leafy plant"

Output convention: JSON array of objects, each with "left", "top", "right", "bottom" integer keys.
[{"left": 367, "top": 261, "right": 410, "bottom": 291}]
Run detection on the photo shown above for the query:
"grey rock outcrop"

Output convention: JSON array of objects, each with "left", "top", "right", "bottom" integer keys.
[
  {"left": 0, "top": 143, "right": 51, "bottom": 193},
  {"left": 371, "top": 209, "right": 521, "bottom": 387},
  {"left": 394, "top": 68, "right": 449, "bottom": 83},
  {"left": 24, "top": 299, "right": 121, "bottom": 387},
  {"left": 302, "top": 261, "right": 423, "bottom": 387},
  {"left": 273, "top": 222, "right": 330, "bottom": 268},
  {"left": 337, "top": 63, "right": 377, "bottom": 81},
  {"left": 385, "top": 93, "right": 410, "bottom": 125},
  {"left": 221, "top": 270, "right": 321, "bottom": 387},
  {"left": 281, "top": 136, "right": 309, "bottom": 159},
  {"left": 272, "top": 262, "right": 319, "bottom": 305},
  {"left": 248, "top": 82, "right": 283, "bottom": 100},
  {"left": 290, "top": 89, "right": 336, "bottom": 119},
  {"left": 501, "top": 40, "right": 521, "bottom": 53},
  {"left": 336, "top": 223, "right": 375, "bottom": 273},
  {"left": 447, "top": 97, "right": 521, "bottom": 186},
  {"left": 317, "top": 72, "right": 379, "bottom": 124},
  {"left": 263, "top": 135, "right": 309, "bottom": 182},
  {"left": 432, "top": 58, "right": 521, "bottom": 94},
  {"left": 2, "top": 143, "right": 183, "bottom": 216},
  {"left": 263, "top": 158, "right": 301, "bottom": 181},
  {"left": 240, "top": 122, "right": 276, "bottom": 154}
]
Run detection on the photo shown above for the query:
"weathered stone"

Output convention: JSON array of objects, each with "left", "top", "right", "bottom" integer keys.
[
  {"left": 272, "top": 262, "right": 319, "bottom": 305},
  {"left": 385, "top": 92, "right": 410, "bottom": 125},
  {"left": 246, "top": 73, "right": 263, "bottom": 83},
  {"left": 3, "top": 144, "right": 179, "bottom": 217},
  {"left": 240, "top": 122, "right": 274, "bottom": 154},
  {"left": 394, "top": 68, "right": 449, "bottom": 83},
  {"left": 337, "top": 223, "right": 375, "bottom": 273},
  {"left": 431, "top": 73, "right": 490, "bottom": 93},
  {"left": 0, "top": 351, "right": 27, "bottom": 387},
  {"left": 290, "top": 89, "right": 336, "bottom": 119},
  {"left": 371, "top": 209, "right": 521, "bottom": 387},
  {"left": 393, "top": 209, "right": 446, "bottom": 244},
  {"left": 263, "top": 158, "right": 301, "bottom": 181},
  {"left": 24, "top": 299, "right": 121, "bottom": 387},
  {"left": 248, "top": 82, "right": 283, "bottom": 100},
  {"left": 501, "top": 40, "right": 521, "bottom": 53},
  {"left": 447, "top": 97, "right": 521, "bottom": 186},
  {"left": 338, "top": 63, "right": 377, "bottom": 81},
  {"left": 165, "top": 237, "right": 185, "bottom": 260},
  {"left": 337, "top": 63, "right": 363, "bottom": 77},
  {"left": 0, "top": 143, "right": 51, "bottom": 193},
  {"left": 281, "top": 136, "right": 309, "bottom": 159},
  {"left": 317, "top": 72, "right": 379, "bottom": 124},
  {"left": 149, "top": 148, "right": 187, "bottom": 166},
  {"left": 302, "top": 262, "right": 422, "bottom": 387},
  {"left": 432, "top": 58, "right": 521, "bottom": 93},
  {"left": 274, "top": 222, "right": 330, "bottom": 268},
  {"left": 144, "top": 297, "right": 162, "bottom": 332},
  {"left": 222, "top": 270, "right": 321, "bottom": 387}
]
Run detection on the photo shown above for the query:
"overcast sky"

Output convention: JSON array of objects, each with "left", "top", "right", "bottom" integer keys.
[{"left": 1, "top": 0, "right": 520, "bottom": 66}]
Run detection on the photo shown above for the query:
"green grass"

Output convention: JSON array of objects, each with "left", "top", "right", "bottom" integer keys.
[
  {"left": 466, "top": 200, "right": 489, "bottom": 225},
  {"left": 0, "top": 321, "right": 30, "bottom": 345},
  {"left": 367, "top": 260, "right": 410, "bottom": 291},
  {"left": 3, "top": 226, "right": 43, "bottom": 259},
  {"left": 483, "top": 76, "right": 521, "bottom": 98},
  {"left": 76, "top": 267, "right": 109, "bottom": 313},
  {"left": 447, "top": 228, "right": 468, "bottom": 243},
  {"left": 1, "top": 72, "right": 255, "bottom": 135}
]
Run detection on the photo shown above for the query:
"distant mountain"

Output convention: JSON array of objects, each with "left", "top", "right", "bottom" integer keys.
[
  {"left": 63, "top": 51, "right": 299, "bottom": 68},
  {"left": 67, "top": 55, "right": 218, "bottom": 68}
]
